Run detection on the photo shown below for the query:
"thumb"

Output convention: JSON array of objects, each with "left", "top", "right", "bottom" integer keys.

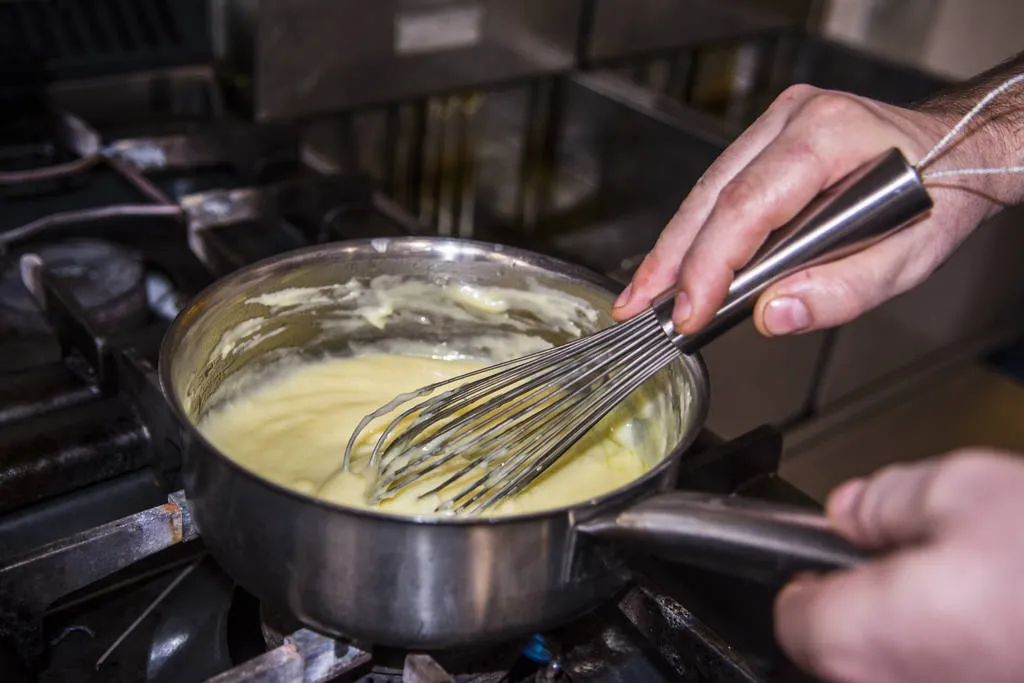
[
  {"left": 825, "top": 460, "right": 947, "bottom": 551},
  {"left": 752, "top": 218, "right": 965, "bottom": 337}
]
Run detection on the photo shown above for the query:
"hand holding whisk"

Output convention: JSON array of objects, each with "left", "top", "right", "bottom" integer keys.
[{"left": 343, "top": 147, "right": 934, "bottom": 515}]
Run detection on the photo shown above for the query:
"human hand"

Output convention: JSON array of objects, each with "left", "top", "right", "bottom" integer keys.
[
  {"left": 610, "top": 84, "right": 1010, "bottom": 337},
  {"left": 774, "top": 449, "right": 1024, "bottom": 683}
]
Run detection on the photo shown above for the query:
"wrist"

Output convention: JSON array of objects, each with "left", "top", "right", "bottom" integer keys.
[
  {"left": 985, "top": 116, "right": 1024, "bottom": 207},
  {"left": 918, "top": 108, "right": 1021, "bottom": 219}
]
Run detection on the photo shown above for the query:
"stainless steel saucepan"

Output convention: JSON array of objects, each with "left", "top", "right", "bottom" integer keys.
[{"left": 159, "top": 236, "right": 868, "bottom": 650}]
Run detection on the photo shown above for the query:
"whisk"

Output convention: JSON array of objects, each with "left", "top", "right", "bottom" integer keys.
[{"left": 343, "top": 148, "right": 933, "bottom": 515}]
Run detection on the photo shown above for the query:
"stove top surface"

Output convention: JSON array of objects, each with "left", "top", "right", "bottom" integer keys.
[
  {"left": 4, "top": 422, "right": 813, "bottom": 683},
  {"left": 14, "top": 431, "right": 813, "bottom": 683}
]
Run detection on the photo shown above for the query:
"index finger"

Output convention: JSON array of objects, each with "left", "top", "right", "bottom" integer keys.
[{"left": 611, "top": 85, "right": 819, "bottom": 320}]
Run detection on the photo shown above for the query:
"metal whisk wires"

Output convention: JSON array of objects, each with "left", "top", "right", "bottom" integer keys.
[
  {"left": 343, "top": 308, "right": 679, "bottom": 515},
  {"left": 342, "top": 147, "right": 937, "bottom": 517}
]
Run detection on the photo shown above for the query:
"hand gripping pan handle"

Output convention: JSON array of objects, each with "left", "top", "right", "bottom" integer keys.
[{"left": 579, "top": 491, "right": 866, "bottom": 581}]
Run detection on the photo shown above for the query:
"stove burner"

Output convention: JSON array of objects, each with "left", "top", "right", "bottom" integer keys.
[
  {"left": 0, "top": 239, "right": 148, "bottom": 334},
  {"left": 255, "top": 601, "right": 547, "bottom": 682}
]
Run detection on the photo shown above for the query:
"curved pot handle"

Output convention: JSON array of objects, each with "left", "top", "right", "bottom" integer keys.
[{"left": 577, "top": 491, "right": 867, "bottom": 581}]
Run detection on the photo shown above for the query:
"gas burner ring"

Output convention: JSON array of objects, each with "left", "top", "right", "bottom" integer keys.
[{"left": 0, "top": 238, "right": 149, "bottom": 334}]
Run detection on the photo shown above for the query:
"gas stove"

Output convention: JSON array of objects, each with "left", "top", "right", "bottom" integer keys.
[
  {"left": 0, "top": 66, "right": 817, "bottom": 683},
  {"left": 4, "top": 432, "right": 815, "bottom": 683}
]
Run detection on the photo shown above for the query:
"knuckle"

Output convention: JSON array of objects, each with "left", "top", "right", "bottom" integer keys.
[
  {"left": 851, "top": 463, "right": 904, "bottom": 543},
  {"left": 860, "top": 459, "right": 910, "bottom": 500},
  {"left": 941, "top": 448, "right": 997, "bottom": 477},
  {"left": 780, "top": 135, "right": 825, "bottom": 169},
  {"left": 642, "top": 249, "right": 671, "bottom": 277},
  {"left": 630, "top": 252, "right": 654, "bottom": 279},
  {"left": 774, "top": 83, "right": 819, "bottom": 108},
  {"left": 632, "top": 251, "right": 669, "bottom": 289},
  {"left": 796, "top": 265, "right": 867, "bottom": 321},
  {"left": 921, "top": 450, "right": 993, "bottom": 518},
  {"left": 816, "top": 269, "right": 860, "bottom": 309},
  {"left": 716, "top": 177, "right": 760, "bottom": 219},
  {"left": 799, "top": 91, "right": 866, "bottom": 123},
  {"left": 677, "top": 254, "right": 708, "bottom": 294}
]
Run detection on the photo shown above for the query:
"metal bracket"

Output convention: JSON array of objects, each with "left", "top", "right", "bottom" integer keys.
[
  {"left": 403, "top": 653, "right": 456, "bottom": 683},
  {"left": 205, "top": 629, "right": 372, "bottom": 683},
  {"left": 0, "top": 491, "right": 197, "bottom": 616},
  {"left": 20, "top": 254, "right": 117, "bottom": 394},
  {"left": 19, "top": 255, "right": 187, "bottom": 489}
]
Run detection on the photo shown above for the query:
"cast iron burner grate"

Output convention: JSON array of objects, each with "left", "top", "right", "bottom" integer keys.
[
  {"left": 1, "top": 429, "right": 813, "bottom": 683},
  {"left": 253, "top": 598, "right": 548, "bottom": 682}
]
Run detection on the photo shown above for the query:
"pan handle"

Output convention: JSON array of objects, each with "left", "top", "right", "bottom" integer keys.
[{"left": 577, "top": 491, "right": 867, "bottom": 581}]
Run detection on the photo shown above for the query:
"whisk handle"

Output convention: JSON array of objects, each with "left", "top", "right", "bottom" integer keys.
[
  {"left": 578, "top": 491, "right": 868, "bottom": 581},
  {"left": 651, "top": 147, "right": 933, "bottom": 354}
]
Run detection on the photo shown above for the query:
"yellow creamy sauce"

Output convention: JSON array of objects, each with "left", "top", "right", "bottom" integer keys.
[{"left": 199, "top": 354, "right": 650, "bottom": 517}]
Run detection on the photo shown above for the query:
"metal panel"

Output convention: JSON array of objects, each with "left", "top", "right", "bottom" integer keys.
[
  {"left": 212, "top": 0, "right": 582, "bottom": 120},
  {"left": 701, "top": 322, "right": 825, "bottom": 439},
  {"left": 816, "top": 208, "right": 1024, "bottom": 408},
  {"left": 785, "top": 35, "right": 949, "bottom": 107},
  {"left": 596, "top": 30, "right": 950, "bottom": 135},
  {"left": 0, "top": 0, "right": 210, "bottom": 80},
  {"left": 584, "top": 0, "right": 797, "bottom": 63}
]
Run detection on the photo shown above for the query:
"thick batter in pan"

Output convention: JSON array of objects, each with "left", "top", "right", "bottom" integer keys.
[{"left": 199, "top": 352, "right": 656, "bottom": 517}]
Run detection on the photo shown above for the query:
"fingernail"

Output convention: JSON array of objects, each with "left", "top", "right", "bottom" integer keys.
[
  {"left": 764, "top": 297, "right": 811, "bottom": 335},
  {"left": 613, "top": 283, "right": 632, "bottom": 309},
  {"left": 672, "top": 292, "right": 692, "bottom": 328}
]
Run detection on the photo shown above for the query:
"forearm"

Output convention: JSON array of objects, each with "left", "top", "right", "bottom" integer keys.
[
  {"left": 915, "top": 51, "right": 1024, "bottom": 205},
  {"left": 917, "top": 50, "right": 1024, "bottom": 118}
]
